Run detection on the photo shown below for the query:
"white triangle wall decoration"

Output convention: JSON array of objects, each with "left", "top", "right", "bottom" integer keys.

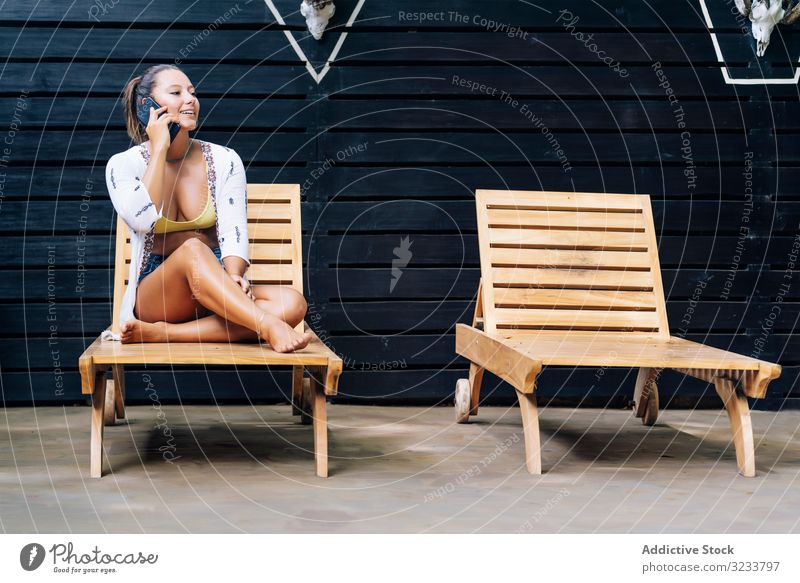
[{"left": 264, "top": 0, "right": 367, "bottom": 84}]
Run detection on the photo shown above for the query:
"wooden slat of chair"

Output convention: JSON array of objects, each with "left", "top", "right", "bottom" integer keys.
[
  {"left": 493, "top": 308, "right": 662, "bottom": 332},
  {"left": 483, "top": 333, "right": 770, "bottom": 374},
  {"left": 493, "top": 288, "right": 659, "bottom": 310},
  {"left": 486, "top": 208, "right": 647, "bottom": 231},
  {"left": 489, "top": 247, "right": 654, "bottom": 270},
  {"left": 88, "top": 329, "right": 333, "bottom": 367},
  {"left": 492, "top": 266, "right": 656, "bottom": 290},
  {"left": 455, "top": 188, "right": 781, "bottom": 478},
  {"left": 488, "top": 228, "right": 651, "bottom": 250},
  {"left": 82, "top": 184, "right": 341, "bottom": 479},
  {"left": 478, "top": 188, "right": 643, "bottom": 211}
]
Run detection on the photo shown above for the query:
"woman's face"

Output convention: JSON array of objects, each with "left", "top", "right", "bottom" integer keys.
[{"left": 144, "top": 69, "right": 200, "bottom": 131}]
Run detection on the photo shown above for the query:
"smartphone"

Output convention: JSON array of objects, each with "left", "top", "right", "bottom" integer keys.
[{"left": 137, "top": 96, "right": 181, "bottom": 143}]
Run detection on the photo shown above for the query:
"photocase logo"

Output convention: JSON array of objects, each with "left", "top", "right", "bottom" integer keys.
[
  {"left": 390, "top": 236, "right": 413, "bottom": 293},
  {"left": 20, "top": 543, "right": 46, "bottom": 571}
]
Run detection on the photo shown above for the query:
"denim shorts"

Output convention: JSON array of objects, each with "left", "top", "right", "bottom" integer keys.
[{"left": 138, "top": 245, "right": 224, "bottom": 283}]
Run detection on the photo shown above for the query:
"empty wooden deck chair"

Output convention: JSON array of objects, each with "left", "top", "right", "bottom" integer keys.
[
  {"left": 78, "top": 184, "right": 342, "bottom": 478},
  {"left": 455, "top": 189, "right": 781, "bottom": 477}
]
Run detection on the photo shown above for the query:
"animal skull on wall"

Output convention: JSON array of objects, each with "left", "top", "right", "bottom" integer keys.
[
  {"left": 735, "top": 0, "right": 800, "bottom": 56},
  {"left": 300, "top": 0, "right": 336, "bottom": 40}
]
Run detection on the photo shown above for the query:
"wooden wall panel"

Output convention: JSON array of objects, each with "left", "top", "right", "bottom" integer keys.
[{"left": 1, "top": 0, "right": 797, "bottom": 408}]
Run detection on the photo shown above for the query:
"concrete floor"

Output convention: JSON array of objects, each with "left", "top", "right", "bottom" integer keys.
[{"left": 1, "top": 404, "right": 799, "bottom": 533}]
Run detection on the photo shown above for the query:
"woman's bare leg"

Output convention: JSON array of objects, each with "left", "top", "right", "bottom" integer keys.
[
  {"left": 123, "top": 239, "right": 311, "bottom": 351},
  {"left": 123, "top": 286, "right": 308, "bottom": 343}
]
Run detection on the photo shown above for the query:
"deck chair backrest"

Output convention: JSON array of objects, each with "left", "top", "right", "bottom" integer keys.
[
  {"left": 475, "top": 189, "right": 670, "bottom": 338},
  {"left": 111, "top": 184, "right": 303, "bottom": 335}
]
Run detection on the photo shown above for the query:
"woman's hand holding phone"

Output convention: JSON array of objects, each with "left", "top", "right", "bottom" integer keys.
[{"left": 146, "top": 105, "right": 180, "bottom": 154}]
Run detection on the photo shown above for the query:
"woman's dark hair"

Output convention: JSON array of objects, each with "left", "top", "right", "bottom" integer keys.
[{"left": 122, "top": 64, "right": 182, "bottom": 144}]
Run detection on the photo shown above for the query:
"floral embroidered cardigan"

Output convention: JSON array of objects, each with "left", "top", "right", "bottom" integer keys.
[{"left": 103, "top": 140, "right": 250, "bottom": 337}]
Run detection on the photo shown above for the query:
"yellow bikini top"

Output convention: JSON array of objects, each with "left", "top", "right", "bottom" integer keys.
[{"left": 152, "top": 156, "right": 217, "bottom": 234}]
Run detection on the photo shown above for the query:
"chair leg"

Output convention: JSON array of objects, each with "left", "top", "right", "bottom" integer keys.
[
  {"left": 515, "top": 388, "right": 542, "bottom": 475},
  {"left": 309, "top": 367, "right": 329, "bottom": 478},
  {"left": 103, "top": 379, "right": 116, "bottom": 426},
  {"left": 713, "top": 377, "right": 756, "bottom": 477},
  {"left": 469, "top": 363, "right": 485, "bottom": 416},
  {"left": 90, "top": 367, "right": 107, "bottom": 478},
  {"left": 104, "top": 365, "right": 127, "bottom": 426},
  {"left": 299, "top": 378, "right": 313, "bottom": 425},
  {"left": 291, "top": 366, "right": 304, "bottom": 416},
  {"left": 112, "top": 364, "right": 126, "bottom": 420}
]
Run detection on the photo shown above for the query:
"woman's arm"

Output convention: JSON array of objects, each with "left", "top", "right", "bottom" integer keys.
[
  {"left": 217, "top": 148, "right": 250, "bottom": 275},
  {"left": 139, "top": 141, "right": 168, "bottom": 215},
  {"left": 105, "top": 150, "right": 163, "bottom": 234},
  {"left": 105, "top": 107, "right": 176, "bottom": 234},
  {"left": 138, "top": 105, "right": 179, "bottom": 214},
  {"left": 223, "top": 256, "right": 248, "bottom": 277}
]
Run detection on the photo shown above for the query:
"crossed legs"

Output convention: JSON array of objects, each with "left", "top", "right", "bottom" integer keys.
[{"left": 121, "top": 238, "right": 311, "bottom": 352}]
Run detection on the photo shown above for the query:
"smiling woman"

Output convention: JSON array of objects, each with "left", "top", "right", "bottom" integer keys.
[{"left": 105, "top": 63, "right": 311, "bottom": 352}]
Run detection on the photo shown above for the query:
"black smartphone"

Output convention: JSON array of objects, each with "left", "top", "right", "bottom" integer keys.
[{"left": 137, "top": 96, "right": 181, "bottom": 143}]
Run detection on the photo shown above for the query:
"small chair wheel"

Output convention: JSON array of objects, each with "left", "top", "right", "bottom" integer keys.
[
  {"left": 455, "top": 378, "right": 471, "bottom": 424},
  {"left": 642, "top": 383, "right": 659, "bottom": 426}
]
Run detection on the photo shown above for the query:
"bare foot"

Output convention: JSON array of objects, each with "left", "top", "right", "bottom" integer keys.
[
  {"left": 260, "top": 316, "right": 312, "bottom": 353},
  {"left": 120, "top": 319, "right": 168, "bottom": 343}
]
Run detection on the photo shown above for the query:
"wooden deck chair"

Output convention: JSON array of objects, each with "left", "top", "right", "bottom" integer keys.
[
  {"left": 78, "top": 184, "right": 342, "bottom": 478},
  {"left": 455, "top": 189, "right": 781, "bottom": 477}
]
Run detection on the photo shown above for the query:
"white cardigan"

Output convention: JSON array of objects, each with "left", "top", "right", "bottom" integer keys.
[{"left": 102, "top": 140, "right": 250, "bottom": 339}]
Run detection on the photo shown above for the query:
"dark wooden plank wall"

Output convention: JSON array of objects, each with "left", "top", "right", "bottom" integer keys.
[{"left": 1, "top": 0, "right": 798, "bottom": 409}]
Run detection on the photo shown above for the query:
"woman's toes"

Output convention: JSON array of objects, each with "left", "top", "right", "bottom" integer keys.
[
  {"left": 262, "top": 318, "right": 311, "bottom": 353},
  {"left": 291, "top": 332, "right": 311, "bottom": 351}
]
